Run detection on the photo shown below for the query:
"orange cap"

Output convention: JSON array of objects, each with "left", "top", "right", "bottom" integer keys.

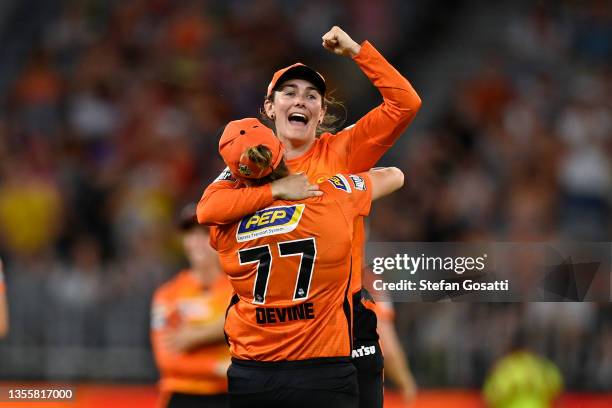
[
  {"left": 219, "top": 118, "right": 284, "bottom": 180},
  {"left": 266, "top": 63, "right": 326, "bottom": 98}
]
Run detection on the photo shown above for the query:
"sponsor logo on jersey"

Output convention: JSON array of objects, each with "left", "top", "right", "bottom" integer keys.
[
  {"left": 214, "top": 167, "right": 236, "bottom": 182},
  {"left": 255, "top": 302, "right": 315, "bottom": 324},
  {"left": 236, "top": 204, "right": 305, "bottom": 242},
  {"left": 352, "top": 345, "right": 377, "bottom": 359},
  {"left": 315, "top": 174, "right": 331, "bottom": 183},
  {"left": 348, "top": 174, "right": 366, "bottom": 191},
  {"left": 327, "top": 174, "right": 351, "bottom": 193}
]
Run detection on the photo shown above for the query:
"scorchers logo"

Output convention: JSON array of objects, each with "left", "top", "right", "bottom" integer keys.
[{"left": 236, "top": 204, "right": 305, "bottom": 242}]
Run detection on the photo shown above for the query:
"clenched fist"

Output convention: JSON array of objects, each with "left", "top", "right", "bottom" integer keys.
[{"left": 322, "top": 26, "right": 361, "bottom": 57}]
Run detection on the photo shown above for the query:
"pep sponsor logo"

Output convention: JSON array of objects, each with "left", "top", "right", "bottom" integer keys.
[
  {"left": 327, "top": 174, "right": 351, "bottom": 193},
  {"left": 236, "top": 204, "right": 305, "bottom": 242}
]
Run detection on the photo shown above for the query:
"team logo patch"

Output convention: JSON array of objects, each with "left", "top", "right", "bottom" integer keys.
[
  {"left": 214, "top": 167, "right": 236, "bottom": 182},
  {"left": 327, "top": 174, "right": 351, "bottom": 193},
  {"left": 349, "top": 174, "right": 366, "bottom": 191},
  {"left": 315, "top": 174, "right": 331, "bottom": 183},
  {"left": 236, "top": 204, "right": 305, "bottom": 242},
  {"left": 238, "top": 164, "right": 252, "bottom": 176}
]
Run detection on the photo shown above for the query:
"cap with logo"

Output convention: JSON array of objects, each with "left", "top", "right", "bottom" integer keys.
[
  {"left": 266, "top": 63, "right": 326, "bottom": 98},
  {"left": 218, "top": 118, "right": 284, "bottom": 180}
]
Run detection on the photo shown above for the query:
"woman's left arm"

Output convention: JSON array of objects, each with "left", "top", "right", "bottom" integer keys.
[{"left": 322, "top": 27, "right": 422, "bottom": 172}]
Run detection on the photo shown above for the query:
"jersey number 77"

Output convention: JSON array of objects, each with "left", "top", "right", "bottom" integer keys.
[{"left": 238, "top": 238, "right": 317, "bottom": 305}]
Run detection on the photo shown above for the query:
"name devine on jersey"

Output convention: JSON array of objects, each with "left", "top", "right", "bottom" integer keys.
[
  {"left": 255, "top": 302, "right": 315, "bottom": 324},
  {"left": 236, "top": 204, "right": 305, "bottom": 242}
]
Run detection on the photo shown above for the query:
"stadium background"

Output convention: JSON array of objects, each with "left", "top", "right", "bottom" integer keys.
[{"left": 0, "top": 0, "right": 610, "bottom": 406}]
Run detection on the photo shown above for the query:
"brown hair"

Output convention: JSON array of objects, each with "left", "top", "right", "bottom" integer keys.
[
  {"left": 244, "top": 145, "right": 289, "bottom": 186},
  {"left": 246, "top": 145, "right": 274, "bottom": 170},
  {"left": 260, "top": 92, "right": 347, "bottom": 137}
]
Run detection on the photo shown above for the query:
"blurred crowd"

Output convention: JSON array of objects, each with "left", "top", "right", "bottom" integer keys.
[{"left": 0, "top": 0, "right": 610, "bottom": 390}]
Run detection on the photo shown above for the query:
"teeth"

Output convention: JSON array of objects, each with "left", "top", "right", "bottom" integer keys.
[{"left": 289, "top": 113, "right": 308, "bottom": 123}]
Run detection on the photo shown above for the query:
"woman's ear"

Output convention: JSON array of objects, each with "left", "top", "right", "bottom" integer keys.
[
  {"left": 318, "top": 104, "right": 327, "bottom": 124},
  {"left": 264, "top": 98, "right": 275, "bottom": 120}
]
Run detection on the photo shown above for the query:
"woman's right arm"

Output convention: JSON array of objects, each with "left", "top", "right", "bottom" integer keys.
[
  {"left": 197, "top": 177, "right": 274, "bottom": 226},
  {"left": 197, "top": 169, "right": 322, "bottom": 225}
]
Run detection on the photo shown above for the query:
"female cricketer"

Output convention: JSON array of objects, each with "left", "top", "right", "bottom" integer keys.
[
  {"left": 198, "top": 26, "right": 421, "bottom": 408},
  {"left": 210, "top": 117, "right": 404, "bottom": 407}
]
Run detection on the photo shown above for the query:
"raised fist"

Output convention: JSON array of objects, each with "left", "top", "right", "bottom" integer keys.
[{"left": 321, "top": 26, "right": 361, "bottom": 57}]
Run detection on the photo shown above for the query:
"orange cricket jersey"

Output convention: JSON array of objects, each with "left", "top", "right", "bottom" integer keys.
[
  {"left": 210, "top": 173, "right": 372, "bottom": 361},
  {"left": 197, "top": 41, "right": 420, "bottom": 302},
  {"left": 150, "top": 270, "right": 233, "bottom": 396}
]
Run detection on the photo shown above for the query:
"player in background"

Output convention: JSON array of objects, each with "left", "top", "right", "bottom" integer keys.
[
  {"left": 376, "top": 302, "right": 418, "bottom": 404},
  {"left": 360, "top": 256, "right": 417, "bottom": 404},
  {"left": 210, "top": 118, "right": 404, "bottom": 408},
  {"left": 198, "top": 26, "right": 421, "bottom": 408},
  {"left": 0, "top": 258, "right": 8, "bottom": 338},
  {"left": 150, "top": 205, "right": 233, "bottom": 408}
]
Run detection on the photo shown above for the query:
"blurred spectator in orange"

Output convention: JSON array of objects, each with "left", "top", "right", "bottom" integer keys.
[{"left": 151, "top": 205, "right": 231, "bottom": 408}]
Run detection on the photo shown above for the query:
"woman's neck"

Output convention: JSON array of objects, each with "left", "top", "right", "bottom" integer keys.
[{"left": 279, "top": 136, "right": 316, "bottom": 160}]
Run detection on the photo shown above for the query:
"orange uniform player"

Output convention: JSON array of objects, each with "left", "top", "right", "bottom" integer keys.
[
  {"left": 197, "top": 38, "right": 420, "bottom": 329},
  {"left": 151, "top": 213, "right": 233, "bottom": 408},
  {"left": 211, "top": 172, "right": 372, "bottom": 361},
  {"left": 151, "top": 272, "right": 233, "bottom": 393},
  {"left": 198, "top": 32, "right": 420, "bottom": 408},
  {"left": 210, "top": 117, "right": 404, "bottom": 408},
  {"left": 197, "top": 39, "right": 420, "bottom": 317}
]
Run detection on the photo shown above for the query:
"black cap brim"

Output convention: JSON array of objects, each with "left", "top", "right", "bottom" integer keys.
[{"left": 274, "top": 65, "right": 326, "bottom": 96}]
